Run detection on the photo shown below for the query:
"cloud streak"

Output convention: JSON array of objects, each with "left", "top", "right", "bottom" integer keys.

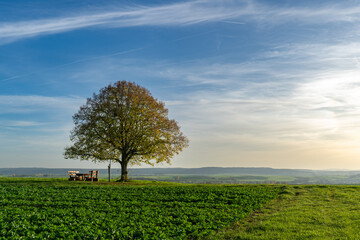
[
  {"left": 2, "top": 1, "right": 360, "bottom": 44},
  {"left": 0, "top": 95, "right": 84, "bottom": 114},
  {"left": 1, "top": 121, "right": 44, "bottom": 127},
  {"left": 0, "top": 1, "right": 250, "bottom": 44}
]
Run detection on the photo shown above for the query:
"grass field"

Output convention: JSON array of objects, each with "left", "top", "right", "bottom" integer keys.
[
  {"left": 210, "top": 185, "right": 360, "bottom": 239},
  {"left": 2, "top": 178, "right": 360, "bottom": 239}
]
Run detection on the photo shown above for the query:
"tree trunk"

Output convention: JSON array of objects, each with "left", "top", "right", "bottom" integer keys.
[
  {"left": 108, "top": 161, "right": 111, "bottom": 182},
  {"left": 120, "top": 157, "right": 129, "bottom": 182}
]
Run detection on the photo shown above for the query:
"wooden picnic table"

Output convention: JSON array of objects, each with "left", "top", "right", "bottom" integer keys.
[
  {"left": 75, "top": 173, "right": 90, "bottom": 181},
  {"left": 68, "top": 170, "right": 99, "bottom": 181}
]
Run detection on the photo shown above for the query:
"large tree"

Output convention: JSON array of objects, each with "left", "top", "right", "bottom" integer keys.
[{"left": 64, "top": 81, "right": 189, "bottom": 181}]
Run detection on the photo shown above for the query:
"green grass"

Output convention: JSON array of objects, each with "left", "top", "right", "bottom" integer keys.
[
  {"left": 209, "top": 185, "right": 360, "bottom": 239},
  {"left": 0, "top": 178, "right": 279, "bottom": 239}
]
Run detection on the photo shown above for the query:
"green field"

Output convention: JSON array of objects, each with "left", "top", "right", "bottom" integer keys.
[
  {"left": 0, "top": 178, "right": 279, "bottom": 239},
  {"left": 2, "top": 179, "right": 360, "bottom": 239},
  {"left": 210, "top": 185, "right": 360, "bottom": 239}
]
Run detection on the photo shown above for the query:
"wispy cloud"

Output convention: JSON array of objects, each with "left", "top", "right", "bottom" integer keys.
[
  {"left": 137, "top": 38, "right": 360, "bottom": 163},
  {"left": 2, "top": 1, "right": 360, "bottom": 44},
  {"left": 1, "top": 121, "right": 44, "bottom": 127},
  {"left": 0, "top": 1, "right": 251, "bottom": 44},
  {"left": 0, "top": 95, "right": 83, "bottom": 167},
  {"left": 0, "top": 95, "right": 84, "bottom": 114}
]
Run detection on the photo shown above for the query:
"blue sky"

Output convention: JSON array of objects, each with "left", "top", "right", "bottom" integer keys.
[{"left": 2, "top": 0, "right": 360, "bottom": 169}]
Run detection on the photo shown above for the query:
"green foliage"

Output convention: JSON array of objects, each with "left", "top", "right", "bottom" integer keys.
[
  {"left": 64, "top": 81, "right": 189, "bottom": 181},
  {"left": 0, "top": 179, "right": 279, "bottom": 239}
]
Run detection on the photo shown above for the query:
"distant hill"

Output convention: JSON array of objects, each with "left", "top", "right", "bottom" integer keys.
[
  {"left": 129, "top": 167, "right": 360, "bottom": 177},
  {"left": 1, "top": 167, "right": 360, "bottom": 178}
]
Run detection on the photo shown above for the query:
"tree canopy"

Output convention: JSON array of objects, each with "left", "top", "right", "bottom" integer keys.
[{"left": 64, "top": 81, "right": 189, "bottom": 181}]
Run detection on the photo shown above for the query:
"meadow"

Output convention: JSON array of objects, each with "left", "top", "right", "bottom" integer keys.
[
  {"left": 211, "top": 185, "right": 360, "bottom": 239},
  {"left": 0, "top": 178, "right": 279, "bottom": 239}
]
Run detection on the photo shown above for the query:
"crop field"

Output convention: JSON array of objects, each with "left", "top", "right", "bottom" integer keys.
[{"left": 0, "top": 178, "right": 280, "bottom": 239}]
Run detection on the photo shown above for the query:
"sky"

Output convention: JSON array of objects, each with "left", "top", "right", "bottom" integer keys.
[{"left": 2, "top": 0, "right": 360, "bottom": 170}]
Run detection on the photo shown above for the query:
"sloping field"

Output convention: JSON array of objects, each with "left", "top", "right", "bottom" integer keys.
[
  {"left": 0, "top": 178, "right": 279, "bottom": 239},
  {"left": 210, "top": 185, "right": 360, "bottom": 239}
]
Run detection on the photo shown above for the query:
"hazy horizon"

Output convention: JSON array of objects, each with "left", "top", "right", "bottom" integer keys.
[
  {"left": 2, "top": 0, "right": 360, "bottom": 170},
  {"left": 2, "top": 166, "right": 360, "bottom": 172}
]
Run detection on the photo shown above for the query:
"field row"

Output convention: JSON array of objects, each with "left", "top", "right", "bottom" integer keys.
[{"left": 0, "top": 179, "right": 280, "bottom": 239}]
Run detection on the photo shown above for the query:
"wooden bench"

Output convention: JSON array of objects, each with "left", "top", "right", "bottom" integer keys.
[
  {"left": 85, "top": 170, "right": 99, "bottom": 182},
  {"left": 68, "top": 171, "right": 80, "bottom": 181}
]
